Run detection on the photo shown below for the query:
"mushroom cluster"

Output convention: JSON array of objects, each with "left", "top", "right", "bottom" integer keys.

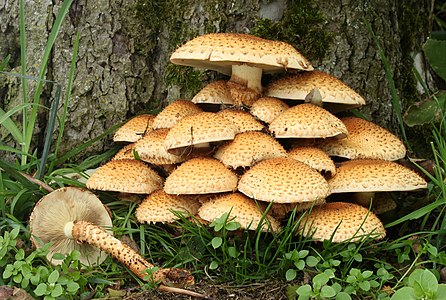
[{"left": 88, "top": 33, "right": 427, "bottom": 244}]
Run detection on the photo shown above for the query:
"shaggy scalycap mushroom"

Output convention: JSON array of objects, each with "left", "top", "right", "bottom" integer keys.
[
  {"left": 287, "top": 146, "right": 336, "bottom": 175},
  {"left": 217, "top": 109, "right": 265, "bottom": 132},
  {"left": 250, "top": 97, "right": 289, "bottom": 124},
  {"left": 152, "top": 100, "right": 202, "bottom": 130},
  {"left": 113, "top": 114, "right": 155, "bottom": 142},
  {"left": 192, "top": 80, "right": 234, "bottom": 105}
]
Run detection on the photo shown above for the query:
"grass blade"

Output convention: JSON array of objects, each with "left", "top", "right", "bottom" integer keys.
[{"left": 19, "top": 0, "right": 28, "bottom": 165}]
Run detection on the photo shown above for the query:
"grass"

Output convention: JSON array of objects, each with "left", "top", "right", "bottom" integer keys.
[{"left": 1, "top": 3, "right": 446, "bottom": 300}]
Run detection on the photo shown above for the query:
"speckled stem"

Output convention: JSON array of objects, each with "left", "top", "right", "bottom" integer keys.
[{"left": 71, "top": 221, "right": 194, "bottom": 287}]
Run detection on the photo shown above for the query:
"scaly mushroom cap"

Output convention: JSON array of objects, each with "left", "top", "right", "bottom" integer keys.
[
  {"left": 152, "top": 100, "right": 202, "bottom": 130},
  {"left": 164, "top": 157, "right": 238, "bottom": 194},
  {"left": 113, "top": 143, "right": 137, "bottom": 160},
  {"left": 134, "top": 129, "right": 187, "bottom": 165},
  {"left": 319, "top": 117, "right": 406, "bottom": 161},
  {"left": 136, "top": 190, "right": 201, "bottom": 224},
  {"left": 265, "top": 70, "right": 365, "bottom": 107},
  {"left": 250, "top": 97, "right": 290, "bottom": 124},
  {"left": 192, "top": 80, "right": 234, "bottom": 105},
  {"left": 165, "top": 112, "right": 239, "bottom": 152},
  {"left": 113, "top": 114, "right": 155, "bottom": 142},
  {"left": 170, "top": 33, "right": 313, "bottom": 75},
  {"left": 86, "top": 159, "right": 163, "bottom": 194},
  {"left": 287, "top": 146, "right": 336, "bottom": 175},
  {"left": 238, "top": 157, "right": 330, "bottom": 203},
  {"left": 198, "top": 192, "right": 281, "bottom": 232},
  {"left": 270, "top": 198, "right": 326, "bottom": 220},
  {"left": 29, "top": 187, "right": 112, "bottom": 266},
  {"left": 328, "top": 159, "right": 428, "bottom": 193},
  {"left": 217, "top": 109, "right": 265, "bottom": 132},
  {"left": 269, "top": 103, "right": 348, "bottom": 138},
  {"left": 214, "top": 131, "right": 286, "bottom": 169},
  {"left": 299, "top": 202, "right": 386, "bottom": 243}
]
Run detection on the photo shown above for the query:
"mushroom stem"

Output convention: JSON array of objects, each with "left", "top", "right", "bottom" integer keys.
[
  {"left": 71, "top": 221, "right": 194, "bottom": 288},
  {"left": 353, "top": 192, "right": 376, "bottom": 208},
  {"left": 230, "top": 64, "right": 263, "bottom": 93}
]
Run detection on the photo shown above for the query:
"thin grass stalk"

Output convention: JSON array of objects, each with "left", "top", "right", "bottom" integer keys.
[{"left": 19, "top": 0, "right": 28, "bottom": 166}]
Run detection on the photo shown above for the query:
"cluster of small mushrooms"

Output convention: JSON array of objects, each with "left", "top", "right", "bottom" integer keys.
[{"left": 30, "top": 33, "right": 428, "bottom": 292}]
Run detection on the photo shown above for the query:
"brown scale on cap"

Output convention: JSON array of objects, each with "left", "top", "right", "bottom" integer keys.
[
  {"left": 214, "top": 131, "right": 286, "bottom": 169},
  {"left": 86, "top": 159, "right": 163, "bottom": 194},
  {"left": 269, "top": 199, "right": 326, "bottom": 221},
  {"left": 265, "top": 70, "right": 365, "bottom": 108},
  {"left": 226, "top": 80, "right": 261, "bottom": 107},
  {"left": 238, "top": 157, "right": 330, "bottom": 203},
  {"left": 192, "top": 80, "right": 234, "bottom": 105},
  {"left": 287, "top": 146, "right": 336, "bottom": 175},
  {"left": 113, "top": 143, "right": 137, "bottom": 160},
  {"left": 136, "top": 190, "right": 201, "bottom": 224},
  {"left": 134, "top": 129, "right": 187, "bottom": 165},
  {"left": 269, "top": 103, "right": 348, "bottom": 139},
  {"left": 250, "top": 97, "right": 290, "bottom": 124},
  {"left": 299, "top": 202, "right": 386, "bottom": 243},
  {"left": 198, "top": 192, "right": 281, "bottom": 232},
  {"left": 328, "top": 159, "right": 428, "bottom": 193},
  {"left": 152, "top": 100, "right": 202, "bottom": 130},
  {"left": 319, "top": 117, "right": 406, "bottom": 161},
  {"left": 217, "top": 109, "right": 264, "bottom": 133},
  {"left": 113, "top": 114, "right": 155, "bottom": 143},
  {"left": 164, "top": 157, "right": 238, "bottom": 194}
]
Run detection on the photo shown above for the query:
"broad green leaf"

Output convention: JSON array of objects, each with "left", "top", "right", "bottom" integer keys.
[
  {"left": 211, "top": 237, "right": 222, "bottom": 249},
  {"left": 286, "top": 269, "right": 297, "bottom": 281},
  {"left": 391, "top": 287, "right": 417, "bottom": 300},
  {"left": 336, "top": 292, "right": 352, "bottom": 300},
  {"left": 424, "top": 39, "right": 446, "bottom": 81},
  {"left": 209, "top": 261, "right": 219, "bottom": 270},
  {"left": 296, "top": 284, "right": 312, "bottom": 296},
  {"left": 34, "top": 283, "right": 48, "bottom": 296},
  {"left": 320, "top": 286, "right": 336, "bottom": 298},
  {"left": 48, "top": 270, "right": 59, "bottom": 284},
  {"left": 434, "top": 284, "right": 446, "bottom": 299},
  {"left": 295, "top": 259, "right": 305, "bottom": 270},
  {"left": 306, "top": 256, "right": 319, "bottom": 267},
  {"left": 227, "top": 246, "right": 238, "bottom": 258},
  {"left": 51, "top": 284, "right": 63, "bottom": 297},
  {"left": 404, "top": 92, "right": 446, "bottom": 127}
]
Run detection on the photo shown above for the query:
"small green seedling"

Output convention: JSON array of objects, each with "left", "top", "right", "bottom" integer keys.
[{"left": 391, "top": 269, "right": 446, "bottom": 300}]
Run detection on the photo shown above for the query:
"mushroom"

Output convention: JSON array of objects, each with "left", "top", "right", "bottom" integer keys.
[
  {"left": 164, "top": 112, "right": 239, "bottom": 155},
  {"left": 249, "top": 97, "right": 289, "bottom": 124},
  {"left": 269, "top": 103, "right": 348, "bottom": 139},
  {"left": 299, "top": 202, "right": 386, "bottom": 243},
  {"left": 214, "top": 131, "right": 286, "bottom": 169},
  {"left": 192, "top": 80, "right": 234, "bottom": 106},
  {"left": 287, "top": 146, "right": 336, "bottom": 176},
  {"left": 318, "top": 116, "right": 407, "bottom": 161},
  {"left": 217, "top": 109, "right": 265, "bottom": 132},
  {"left": 113, "top": 143, "right": 138, "bottom": 160},
  {"left": 170, "top": 33, "right": 313, "bottom": 106},
  {"left": 113, "top": 114, "right": 155, "bottom": 143},
  {"left": 29, "top": 187, "right": 195, "bottom": 287},
  {"left": 152, "top": 100, "right": 202, "bottom": 130},
  {"left": 198, "top": 192, "right": 281, "bottom": 232},
  {"left": 264, "top": 70, "right": 366, "bottom": 111}
]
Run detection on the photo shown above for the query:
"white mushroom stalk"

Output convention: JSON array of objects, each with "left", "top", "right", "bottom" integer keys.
[{"left": 230, "top": 64, "right": 263, "bottom": 94}]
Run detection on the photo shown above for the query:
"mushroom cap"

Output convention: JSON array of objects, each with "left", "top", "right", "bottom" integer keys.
[
  {"left": 135, "top": 190, "right": 201, "bottom": 224},
  {"left": 214, "top": 131, "right": 287, "bottom": 169},
  {"left": 134, "top": 129, "right": 187, "bottom": 165},
  {"left": 287, "top": 146, "right": 336, "bottom": 175},
  {"left": 29, "top": 187, "right": 112, "bottom": 266},
  {"left": 299, "top": 202, "right": 386, "bottom": 243},
  {"left": 264, "top": 70, "right": 365, "bottom": 107},
  {"left": 217, "top": 109, "right": 265, "bottom": 132},
  {"left": 328, "top": 159, "right": 428, "bottom": 193},
  {"left": 269, "top": 103, "right": 348, "bottom": 138},
  {"left": 198, "top": 192, "right": 281, "bottom": 232},
  {"left": 170, "top": 33, "right": 313, "bottom": 75},
  {"left": 250, "top": 97, "right": 289, "bottom": 124},
  {"left": 113, "top": 114, "right": 155, "bottom": 143},
  {"left": 270, "top": 198, "right": 326, "bottom": 220},
  {"left": 86, "top": 159, "right": 163, "bottom": 194},
  {"left": 238, "top": 157, "right": 330, "bottom": 203},
  {"left": 192, "top": 80, "right": 234, "bottom": 105},
  {"left": 164, "top": 157, "right": 238, "bottom": 194},
  {"left": 113, "top": 144, "right": 137, "bottom": 160},
  {"left": 152, "top": 100, "right": 202, "bottom": 130},
  {"left": 164, "top": 112, "right": 239, "bottom": 151},
  {"left": 318, "top": 117, "right": 406, "bottom": 161}
]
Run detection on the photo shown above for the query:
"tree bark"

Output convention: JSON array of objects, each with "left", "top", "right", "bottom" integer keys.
[{"left": 0, "top": 0, "right": 433, "bottom": 159}]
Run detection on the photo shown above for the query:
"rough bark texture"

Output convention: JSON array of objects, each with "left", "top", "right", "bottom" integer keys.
[{"left": 0, "top": 0, "right": 433, "bottom": 159}]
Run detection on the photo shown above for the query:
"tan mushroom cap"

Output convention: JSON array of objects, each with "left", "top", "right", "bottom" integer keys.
[
  {"left": 269, "top": 198, "right": 326, "bottom": 220},
  {"left": 164, "top": 157, "right": 238, "bottom": 194},
  {"left": 165, "top": 112, "right": 239, "bottom": 152},
  {"left": 319, "top": 117, "right": 406, "bottom": 161},
  {"left": 299, "top": 202, "right": 386, "bottom": 243},
  {"left": 152, "top": 100, "right": 202, "bottom": 130},
  {"left": 113, "top": 143, "right": 137, "bottom": 160},
  {"left": 134, "top": 129, "right": 187, "bottom": 165},
  {"left": 29, "top": 187, "right": 112, "bottom": 266},
  {"left": 214, "top": 131, "right": 286, "bottom": 169},
  {"left": 250, "top": 97, "right": 289, "bottom": 124},
  {"left": 170, "top": 33, "right": 313, "bottom": 75},
  {"left": 265, "top": 70, "right": 365, "bottom": 107},
  {"left": 288, "top": 146, "right": 336, "bottom": 175},
  {"left": 135, "top": 190, "right": 201, "bottom": 224},
  {"left": 238, "top": 157, "right": 330, "bottom": 203},
  {"left": 269, "top": 103, "right": 348, "bottom": 138},
  {"left": 86, "top": 159, "right": 163, "bottom": 194},
  {"left": 192, "top": 80, "right": 234, "bottom": 105},
  {"left": 198, "top": 192, "right": 281, "bottom": 232},
  {"left": 113, "top": 114, "right": 155, "bottom": 142},
  {"left": 328, "top": 159, "right": 428, "bottom": 193},
  {"left": 217, "top": 109, "right": 264, "bottom": 132}
]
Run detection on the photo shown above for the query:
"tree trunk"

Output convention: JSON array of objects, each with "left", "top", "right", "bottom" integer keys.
[{"left": 0, "top": 0, "right": 433, "bottom": 159}]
